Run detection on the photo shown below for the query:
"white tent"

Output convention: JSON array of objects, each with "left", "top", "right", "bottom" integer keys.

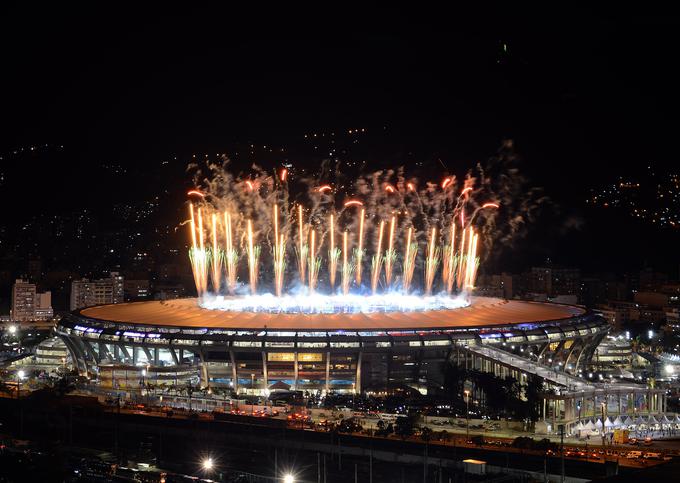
[
  {"left": 576, "top": 421, "right": 585, "bottom": 431},
  {"left": 648, "top": 415, "right": 659, "bottom": 425},
  {"left": 623, "top": 416, "right": 634, "bottom": 427},
  {"left": 634, "top": 416, "right": 646, "bottom": 426},
  {"left": 674, "top": 415, "right": 680, "bottom": 424},
  {"left": 604, "top": 417, "right": 614, "bottom": 428},
  {"left": 613, "top": 416, "right": 623, "bottom": 427},
  {"left": 595, "top": 418, "right": 603, "bottom": 429},
  {"left": 584, "top": 420, "right": 595, "bottom": 431}
]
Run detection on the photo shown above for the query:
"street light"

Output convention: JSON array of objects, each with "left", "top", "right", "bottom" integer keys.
[
  {"left": 464, "top": 389, "right": 470, "bottom": 441},
  {"left": 283, "top": 473, "right": 295, "bottom": 483},
  {"left": 16, "top": 370, "right": 25, "bottom": 399},
  {"left": 202, "top": 457, "right": 214, "bottom": 471}
]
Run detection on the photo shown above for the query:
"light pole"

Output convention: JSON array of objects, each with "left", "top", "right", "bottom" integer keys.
[
  {"left": 251, "top": 373, "right": 255, "bottom": 415},
  {"left": 16, "top": 370, "right": 25, "bottom": 399},
  {"left": 464, "top": 389, "right": 470, "bottom": 441}
]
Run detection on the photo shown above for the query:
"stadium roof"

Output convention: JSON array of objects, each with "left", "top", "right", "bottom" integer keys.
[{"left": 79, "top": 297, "right": 586, "bottom": 331}]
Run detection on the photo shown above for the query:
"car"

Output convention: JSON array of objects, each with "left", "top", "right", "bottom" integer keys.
[{"left": 626, "top": 451, "right": 642, "bottom": 459}]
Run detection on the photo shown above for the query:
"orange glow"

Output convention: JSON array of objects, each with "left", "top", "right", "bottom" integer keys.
[
  {"left": 317, "top": 185, "right": 332, "bottom": 193},
  {"left": 407, "top": 183, "right": 415, "bottom": 191},
  {"left": 344, "top": 200, "right": 364, "bottom": 207},
  {"left": 280, "top": 169, "right": 287, "bottom": 182},
  {"left": 384, "top": 184, "right": 395, "bottom": 193},
  {"left": 245, "top": 180, "right": 254, "bottom": 191},
  {"left": 441, "top": 178, "right": 452, "bottom": 189},
  {"left": 461, "top": 186, "right": 473, "bottom": 196},
  {"left": 187, "top": 190, "right": 205, "bottom": 197}
]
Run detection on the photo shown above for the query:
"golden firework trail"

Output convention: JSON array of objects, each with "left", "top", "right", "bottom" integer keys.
[
  {"left": 211, "top": 213, "right": 223, "bottom": 294},
  {"left": 223, "top": 212, "right": 238, "bottom": 294},
  {"left": 272, "top": 204, "right": 286, "bottom": 297},
  {"left": 188, "top": 203, "right": 208, "bottom": 298},
  {"left": 464, "top": 229, "right": 479, "bottom": 290},
  {"left": 246, "top": 219, "right": 260, "bottom": 295},
  {"left": 402, "top": 226, "right": 418, "bottom": 293},
  {"left": 384, "top": 215, "right": 397, "bottom": 287},
  {"left": 341, "top": 231, "right": 354, "bottom": 295},
  {"left": 371, "top": 220, "right": 385, "bottom": 295},
  {"left": 328, "top": 213, "right": 340, "bottom": 290},
  {"left": 354, "top": 208, "right": 365, "bottom": 286},
  {"left": 442, "top": 222, "right": 456, "bottom": 294},
  {"left": 308, "top": 230, "right": 321, "bottom": 294},
  {"left": 456, "top": 227, "right": 467, "bottom": 290},
  {"left": 424, "top": 227, "right": 440, "bottom": 295},
  {"left": 196, "top": 207, "right": 209, "bottom": 297},
  {"left": 297, "top": 204, "right": 307, "bottom": 285}
]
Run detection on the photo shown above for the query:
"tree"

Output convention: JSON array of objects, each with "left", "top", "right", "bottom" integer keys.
[
  {"left": 523, "top": 375, "right": 544, "bottom": 423},
  {"left": 395, "top": 415, "right": 416, "bottom": 439}
]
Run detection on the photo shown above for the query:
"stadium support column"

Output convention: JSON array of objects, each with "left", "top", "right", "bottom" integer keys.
[
  {"left": 229, "top": 350, "right": 238, "bottom": 393},
  {"left": 293, "top": 352, "right": 299, "bottom": 391},
  {"left": 355, "top": 351, "right": 363, "bottom": 394},
  {"left": 262, "top": 352, "right": 268, "bottom": 389},
  {"left": 325, "top": 352, "right": 331, "bottom": 394},
  {"left": 198, "top": 349, "right": 209, "bottom": 389}
]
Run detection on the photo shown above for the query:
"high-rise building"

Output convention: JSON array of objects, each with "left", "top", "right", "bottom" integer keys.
[
  {"left": 35, "top": 291, "right": 54, "bottom": 320},
  {"left": 11, "top": 279, "right": 36, "bottom": 321},
  {"left": 528, "top": 266, "right": 581, "bottom": 299},
  {"left": 124, "top": 279, "right": 150, "bottom": 301},
  {"left": 70, "top": 272, "right": 125, "bottom": 311}
]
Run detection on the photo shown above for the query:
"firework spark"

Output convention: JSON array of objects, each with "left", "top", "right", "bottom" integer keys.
[
  {"left": 384, "top": 215, "right": 397, "bottom": 287},
  {"left": 402, "top": 226, "right": 418, "bottom": 293},
  {"left": 246, "top": 219, "right": 260, "bottom": 295},
  {"left": 341, "top": 231, "right": 354, "bottom": 295},
  {"left": 424, "top": 227, "right": 440, "bottom": 295},
  {"left": 223, "top": 212, "right": 238, "bottom": 294},
  {"left": 328, "top": 213, "right": 340, "bottom": 290},
  {"left": 371, "top": 220, "right": 385, "bottom": 295}
]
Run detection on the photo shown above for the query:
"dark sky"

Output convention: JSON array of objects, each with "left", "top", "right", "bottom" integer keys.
[{"left": 2, "top": 5, "right": 680, "bottom": 275}]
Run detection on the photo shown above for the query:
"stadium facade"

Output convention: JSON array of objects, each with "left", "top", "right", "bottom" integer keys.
[{"left": 55, "top": 297, "right": 609, "bottom": 395}]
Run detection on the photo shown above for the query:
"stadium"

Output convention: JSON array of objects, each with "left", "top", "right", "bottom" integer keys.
[{"left": 55, "top": 296, "right": 609, "bottom": 395}]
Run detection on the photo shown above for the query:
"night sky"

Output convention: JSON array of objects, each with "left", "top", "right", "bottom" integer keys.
[{"left": 2, "top": 5, "right": 680, "bottom": 282}]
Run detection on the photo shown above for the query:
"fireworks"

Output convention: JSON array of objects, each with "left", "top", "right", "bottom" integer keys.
[
  {"left": 354, "top": 207, "right": 365, "bottom": 286},
  {"left": 296, "top": 204, "right": 307, "bottom": 285},
  {"left": 211, "top": 213, "right": 223, "bottom": 294},
  {"left": 223, "top": 212, "right": 237, "bottom": 294},
  {"left": 272, "top": 204, "right": 286, "bottom": 297},
  {"left": 384, "top": 216, "right": 397, "bottom": 288},
  {"left": 308, "top": 230, "right": 321, "bottom": 294},
  {"left": 371, "top": 220, "right": 385, "bottom": 295},
  {"left": 186, "top": 166, "right": 495, "bottom": 306},
  {"left": 442, "top": 222, "right": 456, "bottom": 294},
  {"left": 328, "top": 214, "right": 340, "bottom": 290},
  {"left": 402, "top": 227, "right": 418, "bottom": 293},
  {"left": 341, "top": 231, "right": 353, "bottom": 295},
  {"left": 246, "top": 219, "right": 260, "bottom": 295},
  {"left": 424, "top": 227, "right": 440, "bottom": 295}
]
